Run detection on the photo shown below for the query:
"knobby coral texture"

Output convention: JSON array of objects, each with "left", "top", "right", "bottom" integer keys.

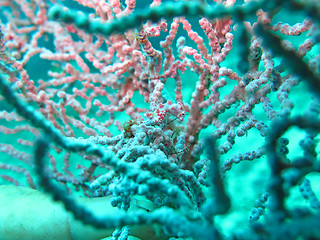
[{"left": 0, "top": 0, "right": 320, "bottom": 239}]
